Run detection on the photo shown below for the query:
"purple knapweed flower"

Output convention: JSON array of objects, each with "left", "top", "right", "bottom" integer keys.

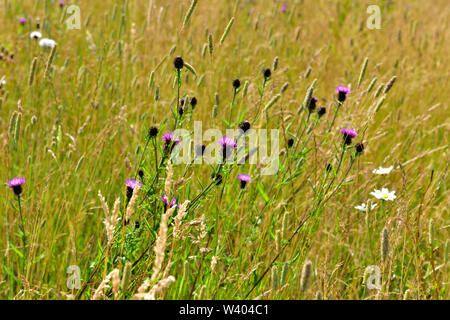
[
  {"left": 19, "top": 17, "right": 27, "bottom": 25},
  {"left": 163, "top": 132, "right": 181, "bottom": 152},
  {"left": 8, "top": 177, "right": 25, "bottom": 196},
  {"left": 59, "top": 0, "right": 65, "bottom": 7},
  {"left": 237, "top": 174, "right": 251, "bottom": 189},
  {"left": 336, "top": 86, "right": 351, "bottom": 102},
  {"left": 219, "top": 137, "right": 237, "bottom": 160},
  {"left": 340, "top": 128, "right": 357, "bottom": 145},
  {"left": 161, "top": 196, "right": 178, "bottom": 211},
  {"left": 281, "top": 4, "right": 288, "bottom": 12},
  {"left": 125, "top": 179, "right": 142, "bottom": 201}
]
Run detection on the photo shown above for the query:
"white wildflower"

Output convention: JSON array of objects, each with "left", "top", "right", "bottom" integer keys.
[
  {"left": 372, "top": 166, "right": 394, "bottom": 175},
  {"left": 370, "top": 188, "right": 397, "bottom": 201}
]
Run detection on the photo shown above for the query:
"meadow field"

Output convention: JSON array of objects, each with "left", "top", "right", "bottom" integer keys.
[{"left": 0, "top": 0, "right": 448, "bottom": 300}]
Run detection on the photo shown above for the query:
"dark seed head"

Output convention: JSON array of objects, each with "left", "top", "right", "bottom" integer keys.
[
  {"left": 190, "top": 97, "right": 197, "bottom": 109},
  {"left": 355, "top": 142, "right": 364, "bottom": 154},
  {"left": 326, "top": 163, "right": 333, "bottom": 172},
  {"left": 238, "top": 121, "right": 250, "bottom": 133},
  {"left": 232, "top": 78, "right": 241, "bottom": 89},
  {"left": 126, "top": 186, "right": 134, "bottom": 202},
  {"left": 263, "top": 68, "right": 272, "bottom": 79},
  {"left": 178, "top": 106, "right": 184, "bottom": 117},
  {"left": 214, "top": 174, "right": 223, "bottom": 185},
  {"left": 343, "top": 135, "right": 353, "bottom": 145},
  {"left": 138, "top": 170, "right": 144, "bottom": 179},
  {"left": 240, "top": 180, "right": 247, "bottom": 189},
  {"left": 135, "top": 219, "right": 140, "bottom": 229},
  {"left": 308, "top": 96, "right": 318, "bottom": 112},
  {"left": 149, "top": 126, "right": 158, "bottom": 138},
  {"left": 173, "top": 56, "right": 184, "bottom": 69},
  {"left": 180, "top": 98, "right": 186, "bottom": 106},
  {"left": 317, "top": 107, "right": 326, "bottom": 117},
  {"left": 195, "top": 144, "right": 206, "bottom": 157},
  {"left": 287, "top": 138, "right": 294, "bottom": 148}
]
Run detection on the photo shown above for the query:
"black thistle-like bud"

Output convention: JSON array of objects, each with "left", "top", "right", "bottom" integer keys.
[
  {"left": 317, "top": 107, "right": 326, "bottom": 117},
  {"left": 149, "top": 126, "right": 158, "bottom": 138},
  {"left": 263, "top": 68, "right": 272, "bottom": 79},
  {"left": 308, "top": 96, "right": 318, "bottom": 112},
  {"left": 238, "top": 120, "right": 250, "bottom": 133},
  {"left": 138, "top": 169, "right": 144, "bottom": 179},
  {"left": 326, "top": 163, "right": 333, "bottom": 172},
  {"left": 13, "top": 185, "right": 23, "bottom": 196},
  {"left": 173, "top": 56, "right": 184, "bottom": 69},
  {"left": 126, "top": 186, "right": 134, "bottom": 203},
  {"left": 232, "top": 78, "right": 241, "bottom": 89},
  {"left": 287, "top": 138, "right": 294, "bottom": 148},
  {"left": 190, "top": 97, "right": 197, "bottom": 109},
  {"left": 135, "top": 219, "right": 140, "bottom": 229},
  {"left": 195, "top": 144, "right": 206, "bottom": 157},
  {"left": 355, "top": 142, "right": 364, "bottom": 154},
  {"left": 178, "top": 106, "right": 184, "bottom": 117}
]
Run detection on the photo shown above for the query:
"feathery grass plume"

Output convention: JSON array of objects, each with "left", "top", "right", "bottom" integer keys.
[
  {"left": 271, "top": 265, "right": 279, "bottom": 289},
  {"left": 374, "top": 83, "right": 384, "bottom": 98},
  {"left": 367, "top": 77, "right": 377, "bottom": 92},
  {"left": 8, "top": 111, "right": 18, "bottom": 135},
  {"left": 381, "top": 227, "right": 390, "bottom": 262},
  {"left": 135, "top": 276, "right": 176, "bottom": 300},
  {"left": 315, "top": 291, "right": 323, "bottom": 300},
  {"left": 264, "top": 94, "right": 281, "bottom": 111},
  {"left": 215, "top": 92, "right": 220, "bottom": 106},
  {"left": 281, "top": 212, "right": 289, "bottom": 239},
  {"left": 428, "top": 218, "right": 434, "bottom": 245},
  {"left": 111, "top": 269, "right": 120, "bottom": 300},
  {"left": 154, "top": 86, "right": 160, "bottom": 101},
  {"left": 357, "top": 57, "right": 369, "bottom": 88},
  {"left": 211, "top": 255, "right": 218, "bottom": 273},
  {"left": 92, "top": 269, "right": 115, "bottom": 300},
  {"left": 148, "top": 70, "right": 155, "bottom": 89},
  {"left": 383, "top": 76, "right": 397, "bottom": 94},
  {"left": 182, "top": 0, "right": 198, "bottom": 28},
  {"left": 197, "top": 74, "right": 205, "bottom": 87},
  {"left": 300, "top": 260, "right": 313, "bottom": 293},
  {"left": 98, "top": 190, "right": 109, "bottom": 218},
  {"left": 281, "top": 82, "right": 289, "bottom": 93},
  {"left": 243, "top": 80, "right": 250, "bottom": 96},
  {"left": 151, "top": 205, "right": 176, "bottom": 282},
  {"left": 13, "top": 113, "right": 22, "bottom": 145},
  {"left": 28, "top": 57, "right": 38, "bottom": 86},
  {"left": 44, "top": 45, "right": 57, "bottom": 79},
  {"left": 298, "top": 79, "right": 317, "bottom": 114},
  {"left": 121, "top": 261, "right": 132, "bottom": 292},
  {"left": 183, "top": 61, "right": 197, "bottom": 77},
  {"left": 208, "top": 32, "right": 214, "bottom": 57},
  {"left": 164, "top": 161, "right": 173, "bottom": 197},
  {"left": 304, "top": 66, "right": 312, "bottom": 79},
  {"left": 275, "top": 230, "right": 282, "bottom": 252},
  {"left": 220, "top": 17, "right": 235, "bottom": 45},
  {"left": 280, "top": 262, "right": 289, "bottom": 285},
  {"left": 273, "top": 56, "right": 279, "bottom": 71},
  {"left": 201, "top": 43, "right": 208, "bottom": 57},
  {"left": 125, "top": 187, "right": 138, "bottom": 223},
  {"left": 104, "top": 197, "right": 120, "bottom": 246},
  {"left": 374, "top": 95, "right": 386, "bottom": 113},
  {"left": 173, "top": 200, "right": 189, "bottom": 239}
]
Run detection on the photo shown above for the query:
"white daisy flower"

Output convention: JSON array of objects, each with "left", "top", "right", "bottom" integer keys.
[
  {"left": 30, "top": 31, "right": 42, "bottom": 39},
  {"left": 372, "top": 165, "right": 394, "bottom": 175},
  {"left": 0, "top": 79, "right": 6, "bottom": 86},
  {"left": 354, "top": 202, "right": 378, "bottom": 212},
  {"left": 370, "top": 188, "right": 397, "bottom": 201}
]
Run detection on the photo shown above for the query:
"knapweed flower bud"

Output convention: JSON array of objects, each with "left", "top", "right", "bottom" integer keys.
[
  {"left": 335, "top": 86, "right": 351, "bottom": 103},
  {"left": 173, "top": 56, "right": 184, "bottom": 69},
  {"left": 195, "top": 144, "right": 206, "bottom": 157},
  {"left": 232, "top": 78, "right": 241, "bottom": 89},
  {"left": 340, "top": 128, "right": 357, "bottom": 145},
  {"left": 214, "top": 174, "right": 223, "bottom": 185},
  {"left": 148, "top": 126, "right": 158, "bottom": 138},
  {"left": 8, "top": 177, "right": 25, "bottom": 196},
  {"left": 355, "top": 142, "right": 364, "bottom": 154},
  {"left": 237, "top": 174, "right": 251, "bottom": 189},
  {"left": 308, "top": 96, "right": 318, "bottom": 112},
  {"left": 238, "top": 120, "right": 250, "bottom": 133},
  {"left": 190, "top": 97, "right": 197, "bottom": 109},
  {"left": 287, "top": 138, "right": 294, "bottom": 148},
  {"left": 178, "top": 106, "right": 184, "bottom": 117},
  {"left": 125, "top": 179, "right": 142, "bottom": 203},
  {"left": 263, "top": 68, "right": 272, "bottom": 79},
  {"left": 326, "top": 163, "right": 333, "bottom": 172},
  {"left": 317, "top": 106, "right": 326, "bottom": 117},
  {"left": 138, "top": 169, "right": 145, "bottom": 179},
  {"left": 135, "top": 219, "right": 140, "bottom": 229}
]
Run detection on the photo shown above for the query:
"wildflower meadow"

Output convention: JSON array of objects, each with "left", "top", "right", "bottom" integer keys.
[{"left": 0, "top": 0, "right": 448, "bottom": 301}]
